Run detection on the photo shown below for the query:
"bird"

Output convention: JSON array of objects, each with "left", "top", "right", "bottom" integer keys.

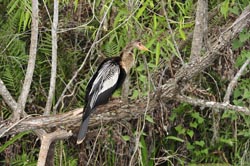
[{"left": 77, "top": 40, "right": 148, "bottom": 144}]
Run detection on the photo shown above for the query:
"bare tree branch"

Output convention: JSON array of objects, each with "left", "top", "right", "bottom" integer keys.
[
  {"left": 14, "top": 0, "right": 39, "bottom": 120},
  {"left": 176, "top": 95, "right": 250, "bottom": 115},
  {"left": 1, "top": 89, "right": 250, "bottom": 138},
  {"left": 190, "top": 0, "right": 208, "bottom": 61},
  {"left": 178, "top": 4, "right": 220, "bottom": 51},
  {"left": 0, "top": 100, "right": 147, "bottom": 137},
  {"left": 0, "top": 79, "right": 46, "bottom": 138},
  {"left": 37, "top": 129, "right": 72, "bottom": 166},
  {"left": 44, "top": 0, "right": 59, "bottom": 115},
  {"left": 224, "top": 58, "right": 250, "bottom": 103},
  {"left": 0, "top": 79, "right": 18, "bottom": 112},
  {"left": 173, "top": 6, "right": 250, "bottom": 84}
]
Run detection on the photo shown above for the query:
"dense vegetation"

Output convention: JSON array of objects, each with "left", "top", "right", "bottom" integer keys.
[{"left": 0, "top": 0, "right": 250, "bottom": 165}]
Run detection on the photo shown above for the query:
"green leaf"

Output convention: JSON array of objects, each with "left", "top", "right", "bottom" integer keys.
[
  {"left": 179, "top": 28, "right": 186, "bottom": 40},
  {"left": 190, "top": 121, "right": 198, "bottom": 128},
  {"left": 191, "top": 112, "right": 204, "bottom": 124},
  {"left": 139, "top": 74, "right": 147, "bottom": 82},
  {"left": 186, "top": 142, "right": 195, "bottom": 150},
  {"left": 145, "top": 115, "right": 154, "bottom": 123},
  {"left": 230, "top": 6, "right": 239, "bottom": 15},
  {"left": 222, "top": 110, "right": 236, "bottom": 119},
  {"left": 194, "top": 140, "right": 205, "bottom": 147},
  {"left": 200, "top": 148, "right": 209, "bottom": 155},
  {"left": 0, "top": 131, "right": 30, "bottom": 153},
  {"left": 232, "top": 39, "right": 243, "bottom": 50},
  {"left": 243, "top": 90, "right": 250, "bottom": 99},
  {"left": 233, "top": 88, "right": 242, "bottom": 98},
  {"left": 166, "top": 136, "right": 184, "bottom": 142},
  {"left": 239, "top": 32, "right": 250, "bottom": 42},
  {"left": 220, "top": 0, "right": 230, "bottom": 18},
  {"left": 122, "top": 135, "right": 130, "bottom": 142},
  {"left": 155, "top": 42, "right": 160, "bottom": 66},
  {"left": 136, "top": 64, "right": 144, "bottom": 72},
  {"left": 131, "top": 89, "right": 139, "bottom": 99},
  {"left": 219, "top": 138, "right": 234, "bottom": 146},
  {"left": 7, "top": 0, "right": 20, "bottom": 14},
  {"left": 23, "top": 10, "right": 31, "bottom": 32},
  {"left": 153, "top": 14, "right": 157, "bottom": 30},
  {"left": 136, "top": 0, "right": 148, "bottom": 19},
  {"left": 140, "top": 136, "right": 150, "bottom": 166},
  {"left": 74, "top": 0, "right": 79, "bottom": 11},
  {"left": 187, "top": 129, "right": 194, "bottom": 138},
  {"left": 175, "top": 125, "right": 186, "bottom": 135},
  {"left": 169, "top": 112, "right": 177, "bottom": 122}
]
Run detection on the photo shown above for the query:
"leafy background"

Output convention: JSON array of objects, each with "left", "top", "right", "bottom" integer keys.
[{"left": 0, "top": 0, "right": 250, "bottom": 165}]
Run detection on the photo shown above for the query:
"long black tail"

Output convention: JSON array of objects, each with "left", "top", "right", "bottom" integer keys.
[{"left": 77, "top": 116, "right": 90, "bottom": 144}]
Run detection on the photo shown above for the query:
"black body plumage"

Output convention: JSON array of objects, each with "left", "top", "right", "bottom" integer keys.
[
  {"left": 77, "top": 40, "right": 148, "bottom": 144},
  {"left": 77, "top": 57, "right": 126, "bottom": 144}
]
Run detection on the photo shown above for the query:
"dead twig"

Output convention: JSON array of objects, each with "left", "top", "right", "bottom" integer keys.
[
  {"left": 224, "top": 58, "right": 250, "bottom": 103},
  {"left": 161, "top": 0, "right": 184, "bottom": 65},
  {"left": 44, "top": 0, "right": 59, "bottom": 115}
]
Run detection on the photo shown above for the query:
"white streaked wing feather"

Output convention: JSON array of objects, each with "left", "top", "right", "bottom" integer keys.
[
  {"left": 88, "top": 61, "right": 120, "bottom": 108},
  {"left": 90, "top": 62, "right": 112, "bottom": 95},
  {"left": 99, "top": 66, "right": 119, "bottom": 94}
]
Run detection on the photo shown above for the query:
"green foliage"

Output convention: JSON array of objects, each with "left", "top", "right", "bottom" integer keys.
[
  {"left": 0, "top": 134, "right": 38, "bottom": 166},
  {"left": 7, "top": 0, "right": 32, "bottom": 32},
  {"left": 54, "top": 141, "right": 78, "bottom": 166},
  {"left": 9, "top": 153, "right": 37, "bottom": 166},
  {"left": 0, "top": 131, "right": 30, "bottom": 153},
  {"left": 220, "top": 0, "right": 230, "bottom": 18},
  {"left": 232, "top": 29, "right": 250, "bottom": 50},
  {"left": 1, "top": 0, "right": 250, "bottom": 165},
  {"left": 140, "top": 135, "right": 155, "bottom": 166},
  {"left": 0, "top": 0, "right": 29, "bottom": 109}
]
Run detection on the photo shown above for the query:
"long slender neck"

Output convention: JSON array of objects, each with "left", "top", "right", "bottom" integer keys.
[{"left": 120, "top": 46, "right": 135, "bottom": 74}]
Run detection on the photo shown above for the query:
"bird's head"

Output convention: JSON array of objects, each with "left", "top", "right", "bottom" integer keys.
[
  {"left": 120, "top": 40, "right": 148, "bottom": 73},
  {"left": 132, "top": 40, "right": 149, "bottom": 51},
  {"left": 125, "top": 40, "right": 148, "bottom": 52}
]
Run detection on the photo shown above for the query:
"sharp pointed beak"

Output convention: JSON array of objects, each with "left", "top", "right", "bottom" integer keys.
[{"left": 138, "top": 44, "right": 149, "bottom": 51}]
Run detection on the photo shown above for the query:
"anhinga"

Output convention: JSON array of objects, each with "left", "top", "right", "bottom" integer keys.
[{"left": 77, "top": 40, "right": 148, "bottom": 144}]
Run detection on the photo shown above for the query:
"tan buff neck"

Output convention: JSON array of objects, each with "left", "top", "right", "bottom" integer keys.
[{"left": 120, "top": 52, "right": 134, "bottom": 74}]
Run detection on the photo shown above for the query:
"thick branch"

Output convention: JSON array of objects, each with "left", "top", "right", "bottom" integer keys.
[
  {"left": 0, "top": 100, "right": 151, "bottom": 137},
  {"left": 178, "top": 4, "right": 220, "bottom": 50},
  {"left": 0, "top": 79, "right": 18, "bottom": 111},
  {"left": 1, "top": 92, "right": 250, "bottom": 138},
  {"left": 174, "top": 6, "right": 250, "bottom": 83},
  {"left": 37, "top": 130, "right": 72, "bottom": 166},
  {"left": 190, "top": 0, "right": 208, "bottom": 61},
  {"left": 44, "top": 0, "right": 59, "bottom": 115},
  {"left": 15, "top": 0, "right": 39, "bottom": 120},
  {"left": 176, "top": 95, "right": 250, "bottom": 115},
  {"left": 0, "top": 81, "right": 46, "bottom": 138}
]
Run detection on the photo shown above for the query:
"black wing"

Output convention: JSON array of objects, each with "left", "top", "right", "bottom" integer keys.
[
  {"left": 82, "top": 60, "right": 121, "bottom": 121},
  {"left": 77, "top": 61, "right": 121, "bottom": 144}
]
